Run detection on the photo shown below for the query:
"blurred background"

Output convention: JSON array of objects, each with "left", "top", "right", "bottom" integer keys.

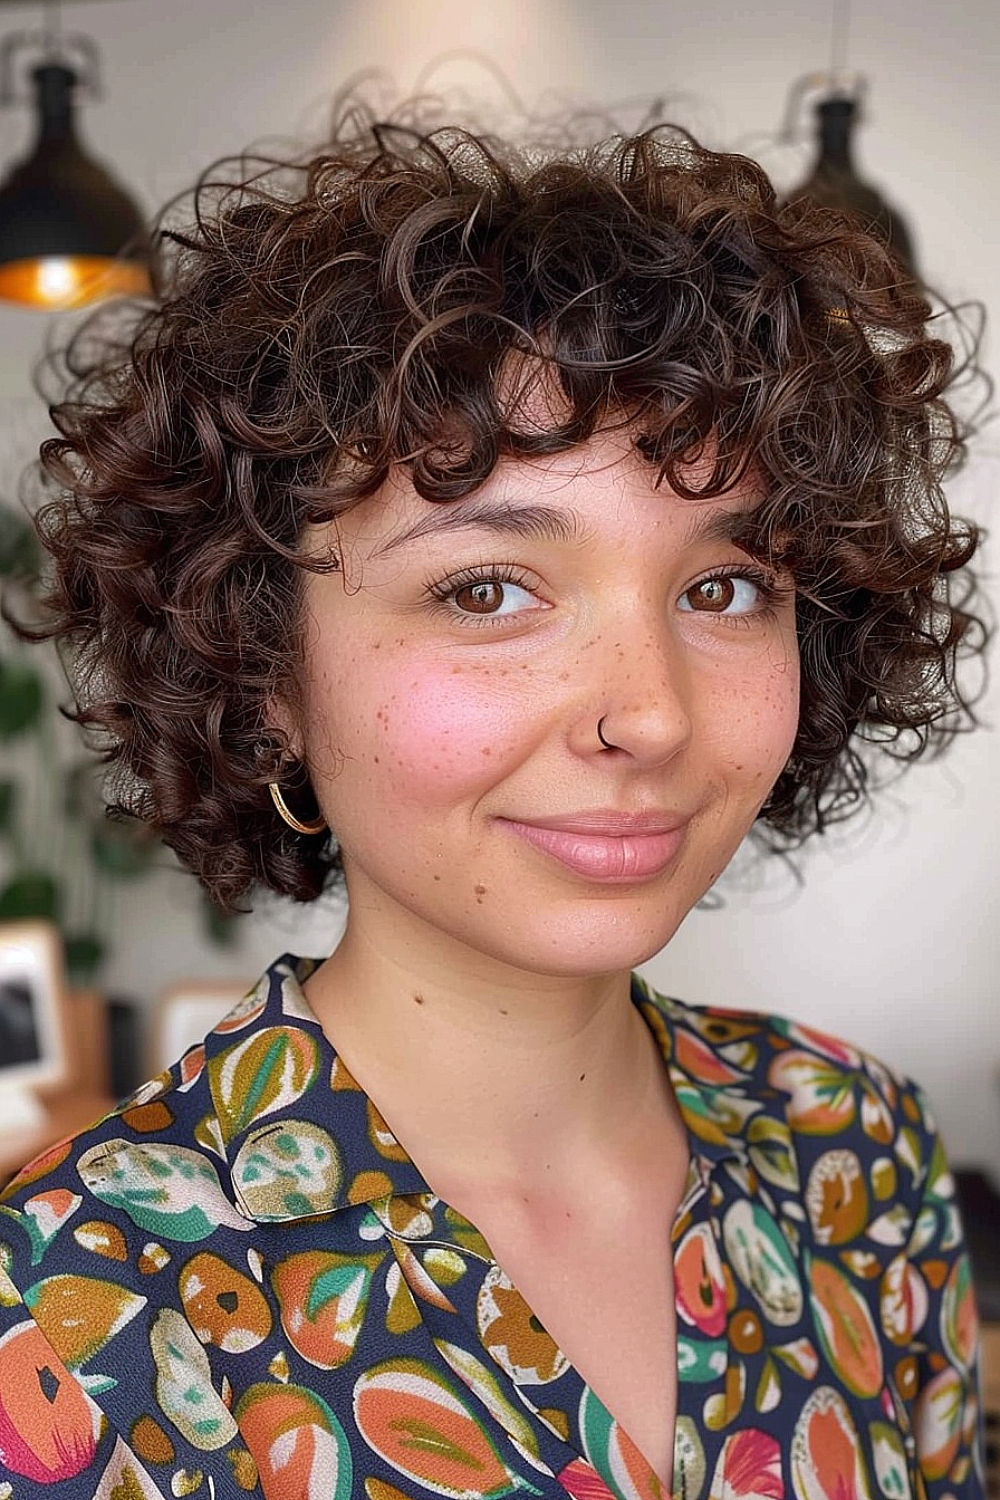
[{"left": 0, "top": 0, "right": 996, "bottom": 1180}]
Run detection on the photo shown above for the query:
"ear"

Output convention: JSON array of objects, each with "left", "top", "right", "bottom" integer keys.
[{"left": 264, "top": 692, "right": 305, "bottom": 765}]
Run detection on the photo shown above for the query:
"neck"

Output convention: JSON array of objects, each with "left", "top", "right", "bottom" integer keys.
[{"left": 303, "top": 884, "right": 671, "bottom": 1203}]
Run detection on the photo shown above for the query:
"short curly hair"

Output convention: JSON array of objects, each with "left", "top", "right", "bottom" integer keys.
[{"left": 19, "top": 118, "right": 985, "bottom": 910}]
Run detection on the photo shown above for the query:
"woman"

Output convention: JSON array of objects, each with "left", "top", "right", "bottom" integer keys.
[{"left": 0, "top": 120, "right": 986, "bottom": 1500}]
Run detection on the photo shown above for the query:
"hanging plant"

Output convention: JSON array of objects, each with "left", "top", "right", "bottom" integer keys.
[
  {"left": 0, "top": 869, "right": 60, "bottom": 921},
  {"left": 0, "top": 656, "right": 44, "bottom": 738},
  {"left": 1, "top": 499, "right": 237, "bottom": 982}
]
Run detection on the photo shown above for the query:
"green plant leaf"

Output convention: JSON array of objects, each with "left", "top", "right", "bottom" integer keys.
[
  {"left": 0, "top": 871, "right": 60, "bottom": 921},
  {"left": 0, "top": 659, "right": 44, "bottom": 738},
  {"left": 0, "top": 779, "right": 14, "bottom": 835},
  {"left": 64, "top": 932, "right": 105, "bottom": 983},
  {"left": 0, "top": 506, "right": 40, "bottom": 581},
  {"left": 202, "top": 893, "right": 240, "bottom": 946},
  {"left": 90, "top": 818, "right": 158, "bottom": 877}
]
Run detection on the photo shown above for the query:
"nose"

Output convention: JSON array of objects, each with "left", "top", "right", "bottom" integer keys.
[{"left": 568, "top": 612, "right": 693, "bottom": 767}]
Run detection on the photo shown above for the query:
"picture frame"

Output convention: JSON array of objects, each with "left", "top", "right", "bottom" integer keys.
[
  {"left": 0, "top": 919, "right": 69, "bottom": 1132},
  {"left": 150, "top": 979, "right": 253, "bottom": 1074}
]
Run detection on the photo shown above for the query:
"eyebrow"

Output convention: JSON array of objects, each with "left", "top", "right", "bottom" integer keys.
[
  {"left": 373, "top": 499, "right": 591, "bottom": 557},
  {"left": 682, "top": 502, "right": 759, "bottom": 549},
  {"left": 372, "top": 491, "right": 758, "bottom": 559}
]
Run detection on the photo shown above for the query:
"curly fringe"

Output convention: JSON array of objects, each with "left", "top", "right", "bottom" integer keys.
[{"left": 12, "top": 117, "right": 988, "bottom": 909}]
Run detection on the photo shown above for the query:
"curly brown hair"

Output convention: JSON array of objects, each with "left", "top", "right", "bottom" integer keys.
[{"left": 15, "top": 119, "right": 986, "bottom": 911}]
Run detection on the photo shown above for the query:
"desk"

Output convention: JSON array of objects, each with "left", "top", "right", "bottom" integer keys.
[{"left": 0, "top": 1091, "right": 115, "bottom": 1190}]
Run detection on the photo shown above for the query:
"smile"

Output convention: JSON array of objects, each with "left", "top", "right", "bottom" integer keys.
[{"left": 499, "top": 817, "right": 688, "bottom": 882}]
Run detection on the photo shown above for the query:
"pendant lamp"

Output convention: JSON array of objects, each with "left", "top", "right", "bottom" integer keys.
[
  {"left": 0, "top": 17, "right": 152, "bottom": 309},
  {"left": 786, "top": 87, "right": 917, "bottom": 281}
]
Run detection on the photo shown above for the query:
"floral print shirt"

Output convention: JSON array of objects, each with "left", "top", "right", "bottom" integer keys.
[{"left": 0, "top": 955, "right": 983, "bottom": 1500}]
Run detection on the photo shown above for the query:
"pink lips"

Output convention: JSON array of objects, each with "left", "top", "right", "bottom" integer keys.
[{"left": 500, "top": 812, "right": 688, "bottom": 882}]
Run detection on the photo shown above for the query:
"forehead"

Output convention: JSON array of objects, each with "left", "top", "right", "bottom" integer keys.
[{"left": 326, "top": 430, "right": 763, "bottom": 566}]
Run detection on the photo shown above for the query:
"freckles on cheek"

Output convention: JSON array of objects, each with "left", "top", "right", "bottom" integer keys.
[
  {"left": 715, "top": 657, "right": 799, "bottom": 770},
  {"left": 371, "top": 664, "right": 517, "bottom": 797}
]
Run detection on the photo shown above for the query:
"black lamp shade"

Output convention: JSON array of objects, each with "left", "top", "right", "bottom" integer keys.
[
  {"left": 788, "top": 94, "right": 917, "bottom": 281},
  {"left": 0, "top": 62, "right": 151, "bottom": 307}
]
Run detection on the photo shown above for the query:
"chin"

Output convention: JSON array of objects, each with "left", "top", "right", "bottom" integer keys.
[{"left": 457, "top": 903, "right": 690, "bottom": 981}]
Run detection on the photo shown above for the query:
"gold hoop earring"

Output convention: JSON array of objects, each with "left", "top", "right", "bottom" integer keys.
[{"left": 268, "top": 781, "right": 327, "bottom": 836}]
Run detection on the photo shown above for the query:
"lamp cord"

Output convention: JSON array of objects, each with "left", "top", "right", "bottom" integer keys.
[
  {"left": 829, "top": 0, "right": 851, "bottom": 82},
  {"left": 41, "top": 0, "right": 63, "bottom": 61}
]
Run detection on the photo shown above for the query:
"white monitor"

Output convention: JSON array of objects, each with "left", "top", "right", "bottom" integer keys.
[{"left": 0, "top": 921, "right": 68, "bottom": 1134}]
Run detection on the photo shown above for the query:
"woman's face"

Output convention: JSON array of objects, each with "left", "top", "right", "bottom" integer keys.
[{"left": 294, "top": 430, "right": 799, "bottom": 979}]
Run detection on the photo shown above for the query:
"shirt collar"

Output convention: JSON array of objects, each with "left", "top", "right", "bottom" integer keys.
[
  {"left": 630, "top": 972, "right": 760, "bottom": 1166},
  {"left": 206, "top": 955, "right": 752, "bottom": 1226}
]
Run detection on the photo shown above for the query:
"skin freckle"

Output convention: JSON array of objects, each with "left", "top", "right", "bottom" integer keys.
[
  {"left": 481, "top": 747, "right": 491, "bottom": 756},
  {"left": 413, "top": 993, "right": 424, "bottom": 1005},
  {"left": 474, "top": 884, "right": 487, "bottom": 895}
]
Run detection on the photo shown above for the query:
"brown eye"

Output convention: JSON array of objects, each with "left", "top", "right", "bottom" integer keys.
[
  {"left": 686, "top": 576, "right": 737, "bottom": 612},
  {"left": 454, "top": 581, "right": 505, "bottom": 614}
]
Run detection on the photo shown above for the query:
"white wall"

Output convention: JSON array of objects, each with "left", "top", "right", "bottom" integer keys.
[{"left": 0, "top": 0, "right": 997, "bottom": 1163}]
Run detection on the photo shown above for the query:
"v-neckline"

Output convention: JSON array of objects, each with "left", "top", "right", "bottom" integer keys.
[{"left": 418, "top": 1150, "right": 709, "bottom": 1500}]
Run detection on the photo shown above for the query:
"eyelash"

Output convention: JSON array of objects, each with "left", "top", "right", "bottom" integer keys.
[
  {"left": 684, "top": 564, "right": 788, "bottom": 624},
  {"left": 424, "top": 561, "right": 789, "bottom": 628},
  {"left": 425, "top": 563, "right": 542, "bottom": 628}
]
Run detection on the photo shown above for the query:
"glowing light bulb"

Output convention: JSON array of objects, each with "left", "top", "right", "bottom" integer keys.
[{"left": 0, "top": 255, "right": 150, "bottom": 308}]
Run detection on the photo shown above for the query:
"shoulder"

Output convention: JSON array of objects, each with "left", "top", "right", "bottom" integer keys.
[
  {"left": 0, "top": 1039, "right": 245, "bottom": 1497},
  {"left": 635, "top": 976, "right": 952, "bottom": 1242},
  {"left": 0, "top": 1029, "right": 237, "bottom": 1284},
  {"left": 0, "top": 951, "right": 326, "bottom": 1281}
]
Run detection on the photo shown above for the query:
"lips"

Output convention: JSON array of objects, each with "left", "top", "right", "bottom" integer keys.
[{"left": 499, "top": 812, "right": 689, "bottom": 881}]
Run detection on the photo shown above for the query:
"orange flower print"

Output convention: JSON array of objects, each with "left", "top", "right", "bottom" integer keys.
[
  {"left": 477, "top": 1266, "right": 568, "bottom": 1384},
  {"left": 768, "top": 1052, "right": 857, "bottom": 1137},
  {"left": 236, "top": 1381, "right": 353, "bottom": 1500},
  {"left": 674, "top": 1223, "right": 727, "bottom": 1337},
  {"left": 805, "top": 1151, "right": 868, "bottom": 1246},
  {"left": 0, "top": 1320, "right": 98, "bottom": 1481},
  {"left": 791, "top": 1387, "right": 873, "bottom": 1500}
]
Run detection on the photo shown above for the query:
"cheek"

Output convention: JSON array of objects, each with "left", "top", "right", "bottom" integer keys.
[
  {"left": 324, "top": 659, "right": 525, "bottom": 804},
  {"left": 752, "top": 652, "right": 801, "bottom": 773},
  {"left": 713, "top": 646, "right": 800, "bottom": 783}
]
